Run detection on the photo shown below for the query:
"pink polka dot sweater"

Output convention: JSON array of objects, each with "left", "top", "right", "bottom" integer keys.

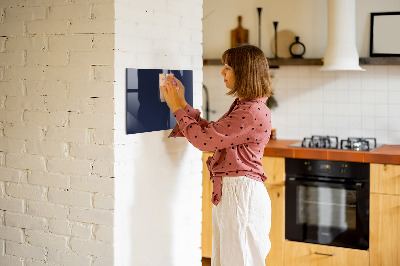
[{"left": 168, "top": 97, "right": 272, "bottom": 206}]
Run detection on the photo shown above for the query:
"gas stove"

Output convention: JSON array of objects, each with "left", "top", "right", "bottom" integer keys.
[{"left": 289, "top": 135, "right": 381, "bottom": 151}]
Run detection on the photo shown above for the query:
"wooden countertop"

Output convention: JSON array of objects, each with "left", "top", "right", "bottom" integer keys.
[{"left": 263, "top": 139, "right": 400, "bottom": 165}]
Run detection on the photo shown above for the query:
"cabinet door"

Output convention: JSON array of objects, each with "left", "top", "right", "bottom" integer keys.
[
  {"left": 370, "top": 163, "right": 400, "bottom": 195},
  {"left": 202, "top": 152, "right": 213, "bottom": 258},
  {"left": 264, "top": 184, "right": 284, "bottom": 266},
  {"left": 261, "top": 156, "right": 285, "bottom": 185},
  {"left": 370, "top": 193, "right": 400, "bottom": 266},
  {"left": 284, "top": 241, "right": 369, "bottom": 266}
]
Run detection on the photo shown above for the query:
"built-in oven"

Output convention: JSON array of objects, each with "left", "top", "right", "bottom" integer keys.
[{"left": 285, "top": 158, "right": 369, "bottom": 250}]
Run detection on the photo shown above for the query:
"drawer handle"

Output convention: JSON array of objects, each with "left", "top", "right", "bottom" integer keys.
[{"left": 314, "top": 252, "right": 335, "bottom": 257}]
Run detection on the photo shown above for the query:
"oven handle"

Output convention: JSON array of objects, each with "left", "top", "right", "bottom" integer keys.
[{"left": 286, "top": 177, "right": 364, "bottom": 189}]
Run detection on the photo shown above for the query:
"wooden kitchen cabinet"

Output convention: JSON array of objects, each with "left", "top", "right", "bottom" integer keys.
[
  {"left": 202, "top": 152, "right": 213, "bottom": 258},
  {"left": 201, "top": 153, "right": 286, "bottom": 266},
  {"left": 284, "top": 241, "right": 369, "bottom": 266},
  {"left": 370, "top": 163, "right": 400, "bottom": 195},
  {"left": 370, "top": 163, "right": 400, "bottom": 266}
]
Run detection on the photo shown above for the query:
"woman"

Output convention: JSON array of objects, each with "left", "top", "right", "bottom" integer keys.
[{"left": 162, "top": 44, "right": 273, "bottom": 266}]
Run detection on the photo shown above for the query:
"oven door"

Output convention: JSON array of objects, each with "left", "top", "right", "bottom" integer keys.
[{"left": 285, "top": 177, "right": 369, "bottom": 250}]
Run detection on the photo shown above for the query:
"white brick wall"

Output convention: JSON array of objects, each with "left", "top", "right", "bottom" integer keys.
[
  {"left": 0, "top": 0, "right": 115, "bottom": 265},
  {"left": 113, "top": 0, "right": 203, "bottom": 265}
]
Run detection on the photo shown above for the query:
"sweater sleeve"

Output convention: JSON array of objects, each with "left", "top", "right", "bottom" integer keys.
[
  {"left": 168, "top": 103, "right": 211, "bottom": 138},
  {"left": 172, "top": 106, "right": 256, "bottom": 152}
]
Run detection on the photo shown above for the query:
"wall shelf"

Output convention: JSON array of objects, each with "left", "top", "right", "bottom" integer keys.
[{"left": 203, "top": 57, "right": 400, "bottom": 67}]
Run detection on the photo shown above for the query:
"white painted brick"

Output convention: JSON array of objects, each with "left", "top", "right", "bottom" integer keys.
[
  {"left": 0, "top": 22, "right": 24, "bottom": 36},
  {"left": 44, "top": 66, "right": 91, "bottom": 82},
  {"left": 69, "top": 112, "right": 114, "bottom": 129},
  {"left": 94, "top": 225, "right": 112, "bottom": 243},
  {"left": 0, "top": 226, "right": 23, "bottom": 243},
  {"left": 69, "top": 50, "right": 114, "bottom": 66},
  {"left": 0, "top": 52, "right": 24, "bottom": 66},
  {"left": 48, "top": 4, "right": 91, "bottom": 20},
  {"left": 5, "top": 212, "right": 48, "bottom": 231},
  {"left": 92, "top": 160, "right": 113, "bottom": 177},
  {"left": 93, "top": 65, "right": 113, "bottom": 81},
  {"left": 22, "top": 0, "right": 69, "bottom": 6},
  {"left": 0, "top": 81, "right": 24, "bottom": 96},
  {"left": 0, "top": 138, "right": 25, "bottom": 153},
  {"left": 70, "top": 175, "right": 113, "bottom": 194},
  {"left": 26, "top": 51, "right": 68, "bottom": 66},
  {"left": 4, "top": 125, "right": 43, "bottom": 141},
  {"left": 0, "top": 37, "right": 5, "bottom": 52},
  {"left": 70, "top": 237, "right": 113, "bottom": 257},
  {"left": 0, "top": 255, "right": 23, "bottom": 266},
  {"left": 92, "top": 34, "right": 114, "bottom": 50},
  {"left": 70, "top": 144, "right": 113, "bottom": 161},
  {"left": 48, "top": 188, "right": 91, "bottom": 208},
  {"left": 0, "top": 197, "right": 24, "bottom": 212},
  {"left": 6, "top": 153, "right": 46, "bottom": 171},
  {"left": 4, "top": 96, "right": 46, "bottom": 111},
  {"left": 24, "top": 259, "right": 48, "bottom": 266},
  {"left": 71, "top": 222, "right": 92, "bottom": 239},
  {"left": 49, "top": 35, "right": 93, "bottom": 52},
  {"left": 26, "top": 141, "right": 67, "bottom": 157},
  {"left": 0, "top": 211, "right": 4, "bottom": 226},
  {"left": 69, "top": 19, "right": 114, "bottom": 34},
  {"left": 6, "top": 183, "right": 46, "bottom": 201},
  {"left": 0, "top": 110, "right": 23, "bottom": 124},
  {"left": 43, "top": 96, "right": 81, "bottom": 112},
  {"left": 4, "top": 6, "right": 46, "bottom": 22},
  {"left": 25, "top": 80, "right": 67, "bottom": 97},
  {"left": 27, "top": 200, "right": 69, "bottom": 219},
  {"left": 47, "top": 158, "right": 92, "bottom": 176},
  {"left": 46, "top": 127, "right": 88, "bottom": 144},
  {"left": 90, "top": 128, "right": 113, "bottom": 146},
  {"left": 47, "top": 250, "right": 91, "bottom": 266},
  {"left": 69, "top": 81, "right": 114, "bottom": 98},
  {"left": 27, "top": 20, "right": 69, "bottom": 35},
  {"left": 0, "top": 152, "right": 5, "bottom": 166},
  {"left": 78, "top": 97, "right": 114, "bottom": 114},
  {"left": 93, "top": 194, "right": 113, "bottom": 210},
  {"left": 93, "top": 252, "right": 113, "bottom": 266},
  {"left": 24, "top": 111, "right": 68, "bottom": 127},
  {"left": 3, "top": 66, "right": 44, "bottom": 81},
  {"left": 181, "top": 42, "right": 202, "bottom": 56},
  {"left": 0, "top": 166, "right": 24, "bottom": 182},
  {"left": 69, "top": 207, "right": 113, "bottom": 226},
  {"left": 48, "top": 219, "right": 71, "bottom": 236},
  {"left": 5, "top": 36, "right": 46, "bottom": 52},
  {"left": 25, "top": 229, "right": 68, "bottom": 251},
  {"left": 5, "top": 241, "right": 46, "bottom": 261},
  {"left": 92, "top": 3, "right": 114, "bottom": 20},
  {"left": 28, "top": 171, "right": 69, "bottom": 189}
]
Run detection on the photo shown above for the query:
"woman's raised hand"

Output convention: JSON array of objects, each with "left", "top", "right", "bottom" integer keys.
[{"left": 160, "top": 76, "right": 184, "bottom": 113}]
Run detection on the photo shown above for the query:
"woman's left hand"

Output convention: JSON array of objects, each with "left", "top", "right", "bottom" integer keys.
[{"left": 160, "top": 77, "right": 183, "bottom": 113}]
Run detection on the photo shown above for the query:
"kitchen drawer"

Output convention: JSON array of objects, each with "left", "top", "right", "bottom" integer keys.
[
  {"left": 370, "top": 163, "right": 400, "bottom": 196},
  {"left": 284, "top": 240, "right": 369, "bottom": 266}
]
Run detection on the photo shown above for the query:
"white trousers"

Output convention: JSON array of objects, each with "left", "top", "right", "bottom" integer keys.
[{"left": 211, "top": 176, "right": 271, "bottom": 266}]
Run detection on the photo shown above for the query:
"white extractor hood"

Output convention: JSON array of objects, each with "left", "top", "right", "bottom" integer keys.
[{"left": 320, "top": 0, "right": 365, "bottom": 71}]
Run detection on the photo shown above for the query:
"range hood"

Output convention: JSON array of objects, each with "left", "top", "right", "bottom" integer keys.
[{"left": 320, "top": 0, "right": 365, "bottom": 71}]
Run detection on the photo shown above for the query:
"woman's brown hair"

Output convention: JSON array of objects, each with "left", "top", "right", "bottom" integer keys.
[{"left": 221, "top": 44, "right": 273, "bottom": 99}]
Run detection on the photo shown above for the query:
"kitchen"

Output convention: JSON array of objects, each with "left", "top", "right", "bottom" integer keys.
[{"left": 202, "top": 0, "right": 400, "bottom": 265}]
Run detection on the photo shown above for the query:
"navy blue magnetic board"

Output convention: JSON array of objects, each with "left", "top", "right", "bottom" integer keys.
[{"left": 126, "top": 68, "right": 193, "bottom": 134}]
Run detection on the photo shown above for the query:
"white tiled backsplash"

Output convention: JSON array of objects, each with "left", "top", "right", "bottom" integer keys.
[{"left": 203, "top": 65, "right": 400, "bottom": 144}]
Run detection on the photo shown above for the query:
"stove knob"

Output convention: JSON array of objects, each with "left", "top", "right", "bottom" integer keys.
[{"left": 340, "top": 164, "right": 347, "bottom": 174}]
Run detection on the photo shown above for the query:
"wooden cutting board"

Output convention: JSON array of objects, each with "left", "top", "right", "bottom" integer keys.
[{"left": 231, "top": 16, "right": 249, "bottom": 48}]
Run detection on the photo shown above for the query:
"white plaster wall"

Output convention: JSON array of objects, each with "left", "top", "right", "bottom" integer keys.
[
  {"left": 0, "top": 0, "right": 115, "bottom": 265},
  {"left": 113, "top": 0, "right": 203, "bottom": 265},
  {"left": 203, "top": 0, "right": 400, "bottom": 145}
]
